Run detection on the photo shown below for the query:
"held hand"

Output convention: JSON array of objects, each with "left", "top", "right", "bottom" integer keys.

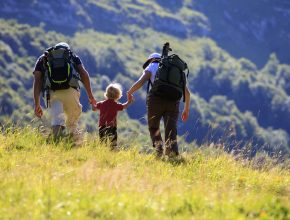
[
  {"left": 128, "top": 95, "right": 135, "bottom": 104},
  {"left": 127, "top": 91, "right": 133, "bottom": 99},
  {"left": 92, "top": 104, "right": 98, "bottom": 111},
  {"left": 131, "top": 96, "right": 135, "bottom": 103},
  {"left": 34, "top": 105, "right": 43, "bottom": 118},
  {"left": 89, "top": 97, "right": 98, "bottom": 111},
  {"left": 181, "top": 109, "right": 189, "bottom": 122},
  {"left": 127, "top": 92, "right": 134, "bottom": 103}
]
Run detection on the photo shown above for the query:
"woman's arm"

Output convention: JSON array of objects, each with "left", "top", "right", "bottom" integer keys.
[
  {"left": 181, "top": 85, "right": 190, "bottom": 122},
  {"left": 127, "top": 70, "right": 151, "bottom": 96}
]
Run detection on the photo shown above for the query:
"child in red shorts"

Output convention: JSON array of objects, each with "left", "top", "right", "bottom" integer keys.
[{"left": 93, "top": 83, "right": 133, "bottom": 149}]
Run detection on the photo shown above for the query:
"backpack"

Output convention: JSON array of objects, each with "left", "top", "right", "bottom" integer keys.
[
  {"left": 41, "top": 45, "right": 81, "bottom": 108},
  {"left": 149, "top": 43, "right": 189, "bottom": 102},
  {"left": 43, "top": 45, "right": 76, "bottom": 90}
]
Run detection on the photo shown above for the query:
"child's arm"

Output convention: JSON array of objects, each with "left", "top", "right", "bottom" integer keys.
[
  {"left": 122, "top": 95, "right": 134, "bottom": 109},
  {"left": 92, "top": 102, "right": 101, "bottom": 111}
]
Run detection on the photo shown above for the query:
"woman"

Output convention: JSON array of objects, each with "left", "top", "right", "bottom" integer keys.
[{"left": 127, "top": 52, "right": 190, "bottom": 157}]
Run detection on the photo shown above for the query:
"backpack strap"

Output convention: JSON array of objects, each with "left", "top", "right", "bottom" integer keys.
[
  {"left": 147, "top": 79, "right": 153, "bottom": 93},
  {"left": 40, "top": 55, "right": 49, "bottom": 96},
  {"left": 39, "top": 55, "right": 51, "bottom": 108},
  {"left": 71, "top": 54, "right": 78, "bottom": 71},
  {"left": 70, "top": 54, "right": 82, "bottom": 80},
  {"left": 146, "top": 60, "right": 160, "bottom": 94}
]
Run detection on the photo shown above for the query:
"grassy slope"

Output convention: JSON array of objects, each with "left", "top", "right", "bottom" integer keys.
[{"left": 0, "top": 128, "right": 289, "bottom": 220}]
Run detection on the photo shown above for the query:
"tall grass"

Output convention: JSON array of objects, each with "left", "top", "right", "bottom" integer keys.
[{"left": 0, "top": 127, "right": 289, "bottom": 219}]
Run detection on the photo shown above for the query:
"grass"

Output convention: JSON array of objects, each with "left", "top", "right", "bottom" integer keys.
[{"left": 0, "top": 127, "right": 289, "bottom": 219}]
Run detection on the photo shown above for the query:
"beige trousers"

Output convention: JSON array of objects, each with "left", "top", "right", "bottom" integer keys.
[{"left": 49, "top": 87, "right": 82, "bottom": 135}]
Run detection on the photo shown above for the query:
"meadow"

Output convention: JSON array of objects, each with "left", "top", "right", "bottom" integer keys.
[{"left": 0, "top": 127, "right": 289, "bottom": 220}]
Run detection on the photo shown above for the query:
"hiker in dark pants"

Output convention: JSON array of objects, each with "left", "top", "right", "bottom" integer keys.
[{"left": 127, "top": 53, "right": 190, "bottom": 157}]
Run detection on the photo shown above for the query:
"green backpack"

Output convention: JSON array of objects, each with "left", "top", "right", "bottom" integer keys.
[
  {"left": 42, "top": 45, "right": 80, "bottom": 107},
  {"left": 149, "top": 43, "right": 189, "bottom": 102},
  {"left": 44, "top": 45, "right": 74, "bottom": 90}
]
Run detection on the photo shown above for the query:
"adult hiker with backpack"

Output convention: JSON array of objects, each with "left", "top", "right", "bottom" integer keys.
[
  {"left": 127, "top": 42, "right": 190, "bottom": 157},
  {"left": 33, "top": 42, "right": 97, "bottom": 142}
]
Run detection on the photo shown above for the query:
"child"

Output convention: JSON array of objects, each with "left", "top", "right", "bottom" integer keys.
[{"left": 93, "top": 83, "right": 133, "bottom": 149}]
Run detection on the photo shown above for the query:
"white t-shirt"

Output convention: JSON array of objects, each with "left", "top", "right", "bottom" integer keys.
[{"left": 144, "top": 62, "right": 159, "bottom": 83}]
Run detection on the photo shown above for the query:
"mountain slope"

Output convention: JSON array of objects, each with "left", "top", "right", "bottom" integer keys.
[
  {"left": 1, "top": 19, "right": 290, "bottom": 158},
  {"left": 195, "top": 0, "right": 290, "bottom": 66},
  {"left": 1, "top": 1, "right": 290, "bottom": 159},
  {"left": 0, "top": 128, "right": 289, "bottom": 219},
  {"left": 1, "top": 0, "right": 289, "bottom": 66}
]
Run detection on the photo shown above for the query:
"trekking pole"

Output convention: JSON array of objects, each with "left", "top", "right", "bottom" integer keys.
[{"left": 162, "top": 42, "right": 172, "bottom": 58}]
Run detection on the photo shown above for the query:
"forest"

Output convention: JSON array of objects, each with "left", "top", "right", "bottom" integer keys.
[{"left": 1, "top": 0, "right": 290, "bottom": 160}]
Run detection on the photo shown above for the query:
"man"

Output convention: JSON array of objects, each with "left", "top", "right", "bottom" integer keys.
[
  {"left": 33, "top": 42, "right": 97, "bottom": 142},
  {"left": 127, "top": 52, "right": 190, "bottom": 157}
]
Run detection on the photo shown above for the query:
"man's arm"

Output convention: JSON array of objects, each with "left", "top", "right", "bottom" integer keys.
[
  {"left": 33, "top": 71, "right": 43, "bottom": 118},
  {"left": 127, "top": 70, "right": 151, "bottom": 96},
  {"left": 77, "top": 64, "right": 97, "bottom": 106}
]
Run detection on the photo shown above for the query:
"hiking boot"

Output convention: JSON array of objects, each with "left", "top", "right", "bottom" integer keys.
[
  {"left": 52, "top": 125, "right": 66, "bottom": 142},
  {"left": 155, "top": 146, "right": 163, "bottom": 158},
  {"left": 70, "top": 130, "right": 84, "bottom": 147},
  {"left": 166, "top": 154, "right": 186, "bottom": 165},
  {"left": 164, "top": 147, "right": 179, "bottom": 158}
]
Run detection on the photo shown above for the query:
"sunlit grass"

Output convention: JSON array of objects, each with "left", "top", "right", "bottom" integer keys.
[{"left": 0, "top": 127, "right": 289, "bottom": 219}]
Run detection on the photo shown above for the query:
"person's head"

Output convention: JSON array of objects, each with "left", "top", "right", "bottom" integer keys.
[
  {"left": 55, "top": 42, "right": 70, "bottom": 50},
  {"left": 142, "top": 52, "right": 161, "bottom": 69},
  {"left": 104, "top": 83, "right": 122, "bottom": 101}
]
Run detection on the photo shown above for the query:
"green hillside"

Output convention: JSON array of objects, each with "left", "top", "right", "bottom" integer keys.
[
  {"left": 0, "top": 127, "right": 289, "bottom": 219},
  {"left": 1, "top": 1, "right": 290, "bottom": 219},
  {"left": 1, "top": 0, "right": 290, "bottom": 161},
  {"left": 1, "top": 19, "right": 290, "bottom": 160}
]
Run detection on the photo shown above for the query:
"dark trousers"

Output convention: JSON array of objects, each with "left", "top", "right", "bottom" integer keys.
[
  {"left": 147, "top": 95, "right": 180, "bottom": 155},
  {"left": 99, "top": 126, "right": 117, "bottom": 149}
]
